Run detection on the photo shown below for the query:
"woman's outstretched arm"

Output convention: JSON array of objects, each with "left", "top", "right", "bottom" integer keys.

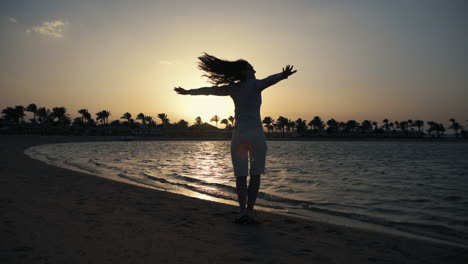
[
  {"left": 258, "top": 65, "right": 297, "bottom": 92},
  {"left": 174, "top": 85, "right": 231, "bottom": 96}
]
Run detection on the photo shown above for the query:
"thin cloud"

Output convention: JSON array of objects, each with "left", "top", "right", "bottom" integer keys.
[
  {"left": 26, "top": 20, "right": 66, "bottom": 38},
  {"left": 9, "top": 17, "right": 18, "bottom": 23}
]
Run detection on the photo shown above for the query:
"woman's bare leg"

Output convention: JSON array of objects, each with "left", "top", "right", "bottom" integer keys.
[
  {"left": 246, "top": 174, "right": 261, "bottom": 215},
  {"left": 236, "top": 176, "right": 247, "bottom": 214}
]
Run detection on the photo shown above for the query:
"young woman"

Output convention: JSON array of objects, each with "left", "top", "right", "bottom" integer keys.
[{"left": 174, "top": 53, "right": 297, "bottom": 224}]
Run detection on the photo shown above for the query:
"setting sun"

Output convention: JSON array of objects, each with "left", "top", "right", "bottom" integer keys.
[{"left": 185, "top": 96, "right": 233, "bottom": 126}]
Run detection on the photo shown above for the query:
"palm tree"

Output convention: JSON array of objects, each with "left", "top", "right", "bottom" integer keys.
[
  {"left": 439, "top": 123, "right": 446, "bottom": 136},
  {"left": 120, "top": 112, "right": 133, "bottom": 127},
  {"left": 285, "top": 119, "right": 295, "bottom": 134},
  {"left": 220, "top": 118, "right": 229, "bottom": 129},
  {"left": 262, "top": 116, "right": 274, "bottom": 134},
  {"left": 157, "top": 113, "right": 169, "bottom": 125},
  {"left": 276, "top": 116, "right": 288, "bottom": 137},
  {"left": 121, "top": 112, "right": 132, "bottom": 122},
  {"left": 145, "top": 116, "right": 156, "bottom": 127},
  {"left": 449, "top": 118, "right": 456, "bottom": 127},
  {"left": 14, "top": 105, "right": 25, "bottom": 123},
  {"left": 102, "top": 110, "right": 111, "bottom": 124},
  {"left": 136, "top": 113, "right": 146, "bottom": 126},
  {"left": 427, "top": 121, "right": 439, "bottom": 137},
  {"left": 26, "top": 103, "right": 38, "bottom": 123},
  {"left": 62, "top": 115, "right": 71, "bottom": 126},
  {"left": 194, "top": 116, "right": 202, "bottom": 126},
  {"left": 399, "top": 121, "right": 409, "bottom": 133},
  {"left": 308, "top": 116, "right": 325, "bottom": 132},
  {"left": 361, "top": 120, "right": 373, "bottom": 133},
  {"left": 395, "top": 121, "right": 400, "bottom": 132},
  {"left": 52, "top": 107, "right": 67, "bottom": 124},
  {"left": 427, "top": 121, "right": 445, "bottom": 137},
  {"left": 338, "top": 122, "right": 346, "bottom": 133},
  {"left": 383, "top": 119, "right": 389, "bottom": 133},
  {"left": 96, "top": 111, "right": 105, "bottom": 124},
  {"left": 345, "top": 120, "right": 359, "bottom": 133},
  {"left": 1, "top": 107, "right": 18, "bottom": 124},
  {"left": 271, "top": 123, "right": 278, "bottom": 133},
  {"left": 210, "top": 115, "right": 220, "bottom": 127},
  {"left": 228, "top": 116, "right": 235, "bottom": 127},
  {"left": 412, "top": 120, "right": 424, "bottom": 134},
  {"left": 371, "top": 121, "right": 378, "bottom": 132},
  {"left": 78, "top": 109, "right": 92, "bottom": 124},
  {"left": 326, "top": 119, "right": 339, "bottom": 133},
  {"left": 37, "top": 107, "right": 50, "bottom": 125},
  {"left": 407, "top": 120, "right": 413, "bottom": 130},
  {"left": 295, "top": 118, "right": 307, "bottom": 135},
  {"left": 448, "top": 118, "right": 463, "bottom": 138}
]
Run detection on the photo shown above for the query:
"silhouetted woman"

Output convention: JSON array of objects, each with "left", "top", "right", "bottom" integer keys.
[{"left": 174, "top": 53, "right": 297, "bottom": 224}]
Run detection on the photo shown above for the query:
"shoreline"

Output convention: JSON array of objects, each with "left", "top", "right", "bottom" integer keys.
[
  {"left": 24, "top": 141, "right": 468, "bottom": 248},
  {"left": 1, "top": 135, "right": 467, "bottom": 263}
]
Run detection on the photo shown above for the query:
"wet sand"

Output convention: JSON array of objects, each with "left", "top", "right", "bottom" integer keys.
[{"left": 1, "top": 135, "right": 466, "bottom": 263}]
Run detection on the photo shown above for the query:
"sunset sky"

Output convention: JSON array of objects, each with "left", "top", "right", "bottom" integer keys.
[{"left": 1, "top": 0, "right": 466, "bottom": 126}]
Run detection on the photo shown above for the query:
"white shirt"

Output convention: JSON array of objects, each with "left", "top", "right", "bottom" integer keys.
[{"left": 190, "top": 73, "right": 286, "bottom": 130}]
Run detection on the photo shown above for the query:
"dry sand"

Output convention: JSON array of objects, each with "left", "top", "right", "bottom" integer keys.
[{"left": 1, "top": 135, "right": 467, "bottom": 263}]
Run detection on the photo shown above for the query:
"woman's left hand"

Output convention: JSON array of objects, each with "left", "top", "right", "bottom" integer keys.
[{"left": 282, "top": 65, "right": 297, "bottom": 78}]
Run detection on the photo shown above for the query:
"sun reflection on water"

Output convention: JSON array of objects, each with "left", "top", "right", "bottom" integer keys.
[{"left": 192, "top": 142, "right": 228, "bottom": 179}]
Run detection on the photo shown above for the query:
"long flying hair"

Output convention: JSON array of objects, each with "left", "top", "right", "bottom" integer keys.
[{"left": 198, "top": 53, "right": 250, "bottom": 86}]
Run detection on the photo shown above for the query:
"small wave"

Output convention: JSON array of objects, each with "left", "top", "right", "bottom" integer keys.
[
  {"left": 143, "top": 172, "right": 232, "bottom": 191},
  {"left": 117, "top": 173, "right": 168, "bottom": 191},
  {"left": 395, "top": 221, "right": 468, "bottom": 244},
  {"left": 143, "top": 172, "right": 236, "bottom": 194},
  {"left": 88, "top": 160, "right": 102, "bottom": 166},
  {"left": 145, "top": 175, "right": 169, "bottom": 184},
  {"left": 444, "top": 195, "right": 464, "bottom": 201},
  {"left": 141, "top": 172, "right": 347, "bottom": 213},
  {"left": 140, "top": 173, "right": 237, "bottom": 202},
  {"left": 368, "top": 207, "right": 408, "bottom": 215},
  {"left": 63, "top": 160, "right": 99, "bottom": 174},
  {"left": 296, "top": 206, "right": 468, "bottom": 245},
  {"left": 290, "top": 178, "right": 315, "bottom": 184},
  {"left": 397, "top": 198, "right": 431, "bottom": 203}
]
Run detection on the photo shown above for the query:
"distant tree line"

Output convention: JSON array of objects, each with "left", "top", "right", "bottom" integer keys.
[
  {"left": 260, "top": 116, "right": 465, "bottom": 138},
  {"left": 1, "top": 103, "right": 466, "bottom": 138}
]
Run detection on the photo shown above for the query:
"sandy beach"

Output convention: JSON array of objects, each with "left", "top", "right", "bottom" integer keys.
[{"left": 1, "top": 135, "right": 467, "bottom": 263}]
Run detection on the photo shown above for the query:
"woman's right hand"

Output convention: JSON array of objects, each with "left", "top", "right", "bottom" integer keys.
[{"left": 174, "top": 87, "right": 190, "bottom": 95}]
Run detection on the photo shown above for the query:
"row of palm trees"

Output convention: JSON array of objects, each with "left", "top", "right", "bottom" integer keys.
[
  {"left": 1, "top": 103, "right": 466, "bottom": 138},
  {"left": 0, "top": 104, "right": 190, "bottom": 131},
  {"left": 257, "top": 116, "right": 465, "bottom": 138},
  {"left": 1, "top": 104, "right": 70, "bottom": 125}
]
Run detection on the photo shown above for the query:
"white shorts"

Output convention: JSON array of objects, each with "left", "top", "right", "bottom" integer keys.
[{"left": 230, "top": 127, "right": 267, "bottom": 177}]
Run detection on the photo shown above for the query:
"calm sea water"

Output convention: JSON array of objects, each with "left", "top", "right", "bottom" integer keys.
[{"left": 25, "top": 141, "right": 468, "bottom": 245}]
